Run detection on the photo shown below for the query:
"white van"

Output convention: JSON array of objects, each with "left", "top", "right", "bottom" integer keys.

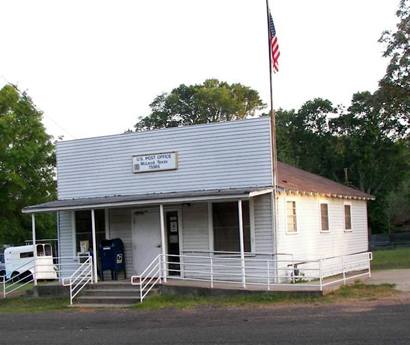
[{"left": 4, "top": 244, "right": 58, "bottom": 281}]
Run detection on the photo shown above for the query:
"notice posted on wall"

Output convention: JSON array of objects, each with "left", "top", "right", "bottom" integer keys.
[{"left": 132, "top": 152, "right": 177, "bottom": 173}]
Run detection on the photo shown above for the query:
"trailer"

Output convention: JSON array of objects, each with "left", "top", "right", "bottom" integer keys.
[{"left": 4, "top": 244, "right": 58, "bottom": 281}]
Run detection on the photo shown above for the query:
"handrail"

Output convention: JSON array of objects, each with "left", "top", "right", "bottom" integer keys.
[
  {"left": 161, "top": 251, "right": 372, "bottom": 291},
  {"left": 63, "top": 256, "right": 93, "bottom": 305},
  {"left": 127, "top": 251, "right": 372, "bottom": 304},
  {"left": 1, "top": 255, "right": 92, "bottom": 300},
  {"left": 130, "top": 254, "right": 162, "bottom": 302},
  {"left": 181, "top": 250, "right": 293, "bottom": 257}
]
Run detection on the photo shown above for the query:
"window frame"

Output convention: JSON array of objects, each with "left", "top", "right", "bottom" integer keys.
[
  {"left": 210, "top": 200, "right": 255, "bottom": 255},
  {"left": 285, "top": 199, "right": 298, "bottom": 234},
  {"left": 319, "top": 202, "right": 330, "bottom": 233},
  {"left": 344, "top": 202, "right": 352, "bottom": 232},
  {"left": 72, "top": 209, "right": 107, "bottom": 256}
]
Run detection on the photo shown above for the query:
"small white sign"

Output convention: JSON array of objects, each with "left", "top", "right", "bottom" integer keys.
[{"left": 132, "top": 152, "right": 177, "bottom": 173}]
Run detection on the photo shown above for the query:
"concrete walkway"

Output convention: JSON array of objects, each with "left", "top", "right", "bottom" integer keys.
[{"left": 368, "top": 269, "right": 410, "bottom": 291}]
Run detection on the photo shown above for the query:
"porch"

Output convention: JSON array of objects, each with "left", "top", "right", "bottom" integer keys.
[
  {"left": 0, "top": 250, "right": 372, "bottom": 306},
  {"left": 12, "top": 187, "right": 372, "bottom": 305}
]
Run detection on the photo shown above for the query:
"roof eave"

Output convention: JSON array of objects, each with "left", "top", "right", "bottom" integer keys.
[{"left": 277, "top": 188, "right": 375, "bottom": 201}]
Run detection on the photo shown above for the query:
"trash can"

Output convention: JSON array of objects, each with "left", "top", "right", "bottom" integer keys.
[{"left": 98, "top": 238, "right": 126, "bottom": 280}]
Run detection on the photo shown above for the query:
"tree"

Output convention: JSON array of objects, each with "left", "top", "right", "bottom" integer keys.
[
  {"left": 378, "top": 0, "right": 410, "bottom": 129},
  {"left": 275, "top": 98, "right": 341, "bottom": 179},
  {"left": 135, "top": 79, "right": 265, "bottom": 131},
  {"left": 330, "top": 91, "right": 410, "bottom": 232},
  {"left": 0, "top": 84, "right": 56, "bottom": 245}
]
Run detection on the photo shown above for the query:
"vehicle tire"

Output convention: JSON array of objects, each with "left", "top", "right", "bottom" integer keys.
[
  {"left": 0, "top": 270, "right": 5, "bottom": 281},
  {"left": 20, "top": 271, "right": 33, "bottom": 283},
  {"left": 11, "top": 271, "right": 19, "bottom": 283}
]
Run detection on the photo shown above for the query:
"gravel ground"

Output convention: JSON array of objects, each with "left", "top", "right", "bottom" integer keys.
[{"left": 0, "top": 295, "right": 410, "bottom": 345}]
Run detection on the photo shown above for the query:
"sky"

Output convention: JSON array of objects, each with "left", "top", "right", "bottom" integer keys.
[{"left": 0, "top": 0, "right": 399, "bottom": 140}]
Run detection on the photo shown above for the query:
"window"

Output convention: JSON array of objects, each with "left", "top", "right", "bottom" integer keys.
[
  {"left": 286, "top": 201, "right": 297, "bottom": 233},
  {"left": 344, "top": 204, "right": 352, "bottom": 230},
  {"left": 320, "top": 203, "right": 329, "bottom": 231},
  {"left": 20, "top": 251, "right": 34, "bottom": 258},
  {"left": 75, "top": 210, "right": 106, "bottom": 254},
  {"left": 213, "top": 201, "right": 251, "bottom": 252},
  {"left": 36, "top": 245, "right": 44, "bottom": 256}
]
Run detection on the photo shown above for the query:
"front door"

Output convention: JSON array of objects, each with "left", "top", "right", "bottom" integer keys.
[
  {"left": 132, "top": 208, "right": 162, "bottom": 275},
  {"left": 166, "top": 210, "right": 181, "bottom": 276}
]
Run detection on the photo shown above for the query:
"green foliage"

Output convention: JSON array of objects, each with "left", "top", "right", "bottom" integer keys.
[
  {"left": 372, "top": 247, "right": 410, "bottom": 270},
  {"left": 386, "top": 178, "right": 410, "bottom": 231},
  {"left": 135, "top": 283, "right": 396, "bottom": 310},
  {"left": 378, "top": 0, "right": 410, "bottom": 128},
  {"left": 135, "top": 79, "right": 265, "bottom": 131},
  {"left": 276, "top": 98, "right": 341, "bottom": 179},
  {"left": 0, "top": 297, "right": 68, "bottom": 313},
  {"left": 276, "top": 93, "right": 410, "bottom": 233},
  {"left": 332, "top": 92, "right": 410, "bottom": 232},
  {"left": 0, "top": 84, "right": 56, "bottom": 245}
]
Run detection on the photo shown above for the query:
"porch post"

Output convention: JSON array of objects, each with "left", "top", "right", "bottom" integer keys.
[
  {"left": 238, "top": 200, "right": 246, "bottom": 288},
  {"left": 159, "top": 204, "right": 167, "bottom": 283},
  {"left": 91, "top": 209, "right": 98, "bottom": 283},
  {"left": 31, "top": 214, "right": 37, "bottom": 286}
]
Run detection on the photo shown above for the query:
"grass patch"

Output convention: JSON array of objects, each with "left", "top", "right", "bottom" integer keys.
[
  {"left": 372, "top": 247, "right": 410, "bottom": 270},
  {"left": 0, "top": 297, "right": 69, "bottom": 313},
  {"left": 326, "top": 282, "right": 396, "bottom": 300},
  {"left": 135, "top": 282, "right": 397, "bottom": 310}
]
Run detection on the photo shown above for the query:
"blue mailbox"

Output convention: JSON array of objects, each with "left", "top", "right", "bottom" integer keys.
[{"left": 98, "top": 238, "right": 126, "bottom": 280}]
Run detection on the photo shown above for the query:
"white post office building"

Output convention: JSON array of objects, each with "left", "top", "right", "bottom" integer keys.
[{"left": 22, "top": 117, "right": 374, "bottom": 303}]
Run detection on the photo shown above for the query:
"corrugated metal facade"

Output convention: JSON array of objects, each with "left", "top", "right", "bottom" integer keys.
[{"left": 56, "top": 118, "right": 273, "bottom": 199}]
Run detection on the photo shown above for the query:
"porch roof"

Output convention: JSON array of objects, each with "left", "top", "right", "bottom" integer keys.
[{"left": 22, "top": 187, "right": 273, "bottom": 214}]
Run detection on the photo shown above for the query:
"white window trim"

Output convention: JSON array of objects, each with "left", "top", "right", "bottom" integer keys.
[
  {"left": 164, "top": 206, "right": 185, "bottom": 277},
  {"left": 72, "top": 209, "right": 107, "bottom": 256},
  {"left": 285, "top": 199, "right": 298, "bottom": 235},
  {"left": 344, "top": 202, "right": 353, "bottom": 232},
  {"left": 104, "top": 208, "right": 110, "bottom": 240},
  {"left": 249, "top": 198, "right": 256, "bottom": 254},
  {"left": 71, "top": 211, "right": 76, "bottom": 257},
  {"left": 319, "top": 201, "right": 330, "bottom": 233},
  {"left": 209, "top": 199, "right": 255, "bottom": 254}
]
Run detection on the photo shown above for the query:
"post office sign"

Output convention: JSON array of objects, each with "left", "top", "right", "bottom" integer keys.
[{"left": 132, "top": 152, "right": 177, "bottom": 173}]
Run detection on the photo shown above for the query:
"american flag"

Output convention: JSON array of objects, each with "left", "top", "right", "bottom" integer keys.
[{"left": 268, "top": 11, "right": 280, "bottom": 73}]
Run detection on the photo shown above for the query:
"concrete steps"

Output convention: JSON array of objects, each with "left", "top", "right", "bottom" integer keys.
[{"left": 75, "top": 280, "right": 159, "bottom": 306}]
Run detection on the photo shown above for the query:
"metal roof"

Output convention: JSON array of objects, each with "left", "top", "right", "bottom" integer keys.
[
  {"left": 22, "top": 187, "right": 273, "bottom": 214},
  {"left": 22, "top": 162, "right": 375, "bottom": 214},
  {"left": 277, "top": 162, "right": 374, "bottom": 200}
]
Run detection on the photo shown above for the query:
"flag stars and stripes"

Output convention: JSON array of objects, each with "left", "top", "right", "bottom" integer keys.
[{"left": 268, "top": 11, "right": 280, "bottom": 73}]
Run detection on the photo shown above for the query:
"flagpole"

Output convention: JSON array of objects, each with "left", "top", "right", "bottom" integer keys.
[
  {"left": 266, "top": 0, "right": 279, "bottom": 273},
  {"left": 265, "top": 0, "right": 278, "bottom": 190}
]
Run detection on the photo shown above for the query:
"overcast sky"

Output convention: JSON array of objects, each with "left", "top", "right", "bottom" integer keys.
[{"left": 0, "top": 0, "right": 398, "bottom": 140}]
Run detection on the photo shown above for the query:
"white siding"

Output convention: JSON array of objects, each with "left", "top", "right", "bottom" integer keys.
[
  {"left": 253, "top": 194, "right": 273, "bottom": 253},
  {"left": 58, "top": 211, "right": 74, "bottom": 259},
  {"left": 56, "top": 118, "right": 273, "bottom": 199},
  {"left": 56, "top": 196, "right": 275, "bottom": 280},
  {"left": 57, "top": 211, "right": 76, "bottom": 277},
  {"left": 276, "top": 194, "right": 369, "bottom": 260},
  {"left": 181, "top": 203, "right": 209, "bottom": 252},
  {"left": 179, "top": 196, "right": 274, "bottom": 282}
]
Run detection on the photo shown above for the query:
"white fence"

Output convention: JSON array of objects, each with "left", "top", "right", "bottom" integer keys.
[{"left": 130, "top": 251, "right": 373, "bottom": 302}]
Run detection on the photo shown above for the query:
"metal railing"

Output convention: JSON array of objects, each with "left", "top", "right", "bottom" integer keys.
[
  {"left": 1, "top": 259, "right": 36, "bottom": 298},
  {"left": 127, "top": 251, "right": 372, "bottom": 304},
  {"left": 160, "top": 251, "right": 372, "bottom": 291},
  {"left": 62, "top": 256, "right": 94, "bottom": 305},
  {"left": 130, "top": 254, "right": 162, "bottom": 302},
  {"left": 1, "top": 255, "right": 91, "bottom": 300}
]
